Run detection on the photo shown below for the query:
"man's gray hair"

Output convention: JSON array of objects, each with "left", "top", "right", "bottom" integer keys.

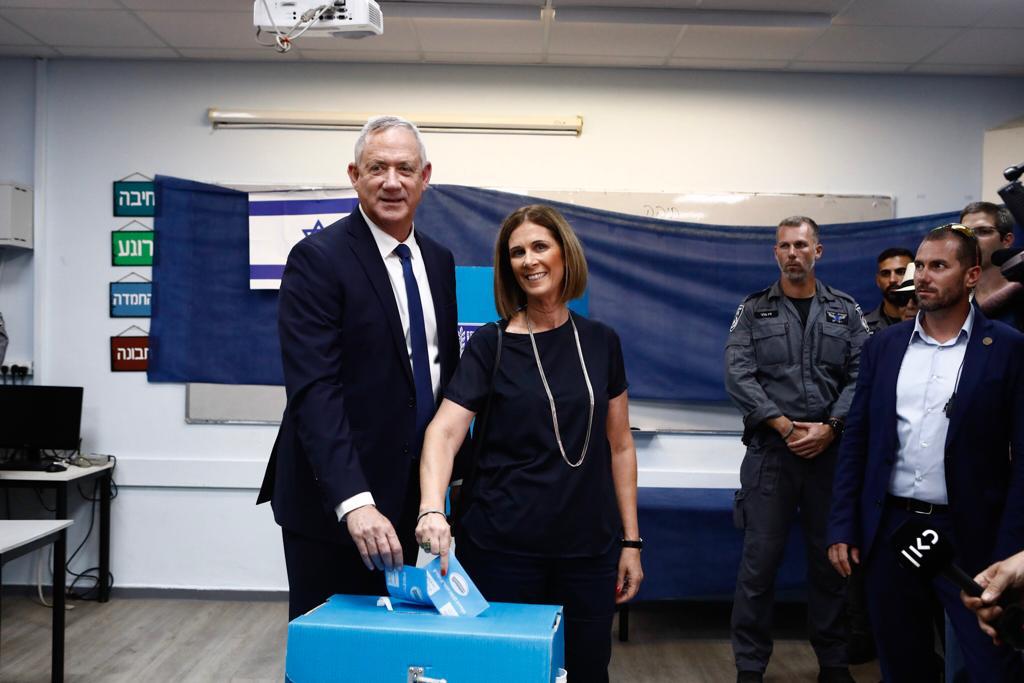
[{"left": 353, "top": 115, "right": 428, "bottom": 167}]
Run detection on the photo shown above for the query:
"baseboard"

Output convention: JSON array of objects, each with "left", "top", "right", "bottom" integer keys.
[{"left": 1, "top": 584, "right": 288, "bottom": 601}]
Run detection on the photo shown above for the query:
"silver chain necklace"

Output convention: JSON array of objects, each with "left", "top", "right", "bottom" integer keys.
[{"left": 525, "top": 309, "right": 595, "bottom": 468}]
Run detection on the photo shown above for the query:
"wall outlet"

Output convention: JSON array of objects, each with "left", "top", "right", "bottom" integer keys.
[{"left": 3, "top": 360, "right": 33, "bottom": 376}]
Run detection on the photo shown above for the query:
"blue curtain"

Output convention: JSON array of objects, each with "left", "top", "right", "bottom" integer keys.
[{"left": 149, "top": 175, "right": 956, "bottom": 400}]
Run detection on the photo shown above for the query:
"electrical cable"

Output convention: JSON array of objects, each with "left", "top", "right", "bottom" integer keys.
[{"left": 257, "top": 0, "right": 331, "bottom": 52}]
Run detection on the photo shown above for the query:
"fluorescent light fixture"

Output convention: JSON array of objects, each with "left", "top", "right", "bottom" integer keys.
[
  {"left": 207, "top": 109, "right": 583, "bottom": 136},
  {"left": 380, "top": 1, "right": 540, "bottom": 21},
  {"left": 553, "top": 7, "right": 832, "bottom": 28}
]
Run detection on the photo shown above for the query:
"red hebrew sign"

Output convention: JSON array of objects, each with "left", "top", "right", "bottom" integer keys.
[{"left": 110, "top": 335, "right": 149, "bottom": 372}]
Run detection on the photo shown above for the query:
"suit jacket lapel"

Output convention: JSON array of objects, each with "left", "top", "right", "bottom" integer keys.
[
  {"left": 346, "top": 210, "right": 414, "bottom": 389},
  {"left": 883, "top": 325, "right": 914, "bottom": 453},
  {"left": 417, "top": 234, "right": 452, "bottom": 380},
  {"left": 945, "top": 311, "right": 993, "bottom": 448}
]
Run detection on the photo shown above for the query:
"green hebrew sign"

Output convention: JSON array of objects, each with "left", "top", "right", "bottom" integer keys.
[
  {"left": 112, "top": 230, "right": 154, "bottom": 266},
  {"left": 113, "top": 180, "right": 156, "bottom": 217}
]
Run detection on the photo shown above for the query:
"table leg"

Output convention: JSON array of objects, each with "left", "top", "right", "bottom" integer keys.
[
  {"left": 618, "top": 604, "right": 630, "bottom": 642},
  {"left": 52, "top": 529, "right": 66, "bottom": 683},
  {"left": 99, "top": 473, "right": 110, "bottom": 603}
]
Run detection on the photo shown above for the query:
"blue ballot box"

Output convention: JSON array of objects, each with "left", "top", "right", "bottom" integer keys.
[{"left": 286, "top": 594, "right": 565, "bottom": 683}]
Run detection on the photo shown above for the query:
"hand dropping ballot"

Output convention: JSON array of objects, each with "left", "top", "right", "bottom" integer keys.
[{"left": 383, "top": 551, "right": 489, "bottom": 617}]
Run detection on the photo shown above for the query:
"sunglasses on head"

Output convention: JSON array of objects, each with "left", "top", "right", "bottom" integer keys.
[{"left": 932, "top": 223, "right": 977, "bottom": 240}]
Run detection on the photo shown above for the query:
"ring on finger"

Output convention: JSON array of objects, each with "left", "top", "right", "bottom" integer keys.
[{"left": 421, "top": 541, "right": 432, "bottom": 551}]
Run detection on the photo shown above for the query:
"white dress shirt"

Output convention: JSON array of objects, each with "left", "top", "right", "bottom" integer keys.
[
  {"left": 888, "top": 306, "right": 974, "bottom": 505},
  {"left": 335, "top": 207, "right": 441, "bottom": 522}
]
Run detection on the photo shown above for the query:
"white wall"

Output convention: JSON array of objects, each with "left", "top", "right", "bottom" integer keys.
[
  {"left": 6, "top": 58, "right": 1024, "bottom": 590},
  {"left": 0, "top": 59, "right": 35, "bottom": 370}
]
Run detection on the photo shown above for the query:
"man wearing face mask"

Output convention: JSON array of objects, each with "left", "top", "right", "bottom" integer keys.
[{"left": 725, "top": 216, "right": 868, "bottom": 683}]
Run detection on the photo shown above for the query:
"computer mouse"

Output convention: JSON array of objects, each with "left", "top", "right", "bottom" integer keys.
[{"left": 45, "top": 462, "right": 67, "bottom": 473}]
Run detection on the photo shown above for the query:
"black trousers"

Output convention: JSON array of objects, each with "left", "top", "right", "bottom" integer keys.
[
  {"left": 282, "top": 464, "right": 421, "bottom": 621},
  {"left": 731, "top": 434, "right": 847, "bottom": 673},
  {"left": 457, "top": 534, "right": 620, "bottom": 683},
  {"left": 864, "top": 504, "right": 1023, "bottom": 682}
]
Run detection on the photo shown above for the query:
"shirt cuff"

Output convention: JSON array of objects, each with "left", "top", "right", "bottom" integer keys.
[{"left": 336, "top": 491, "right": 376, "bottom": 522}]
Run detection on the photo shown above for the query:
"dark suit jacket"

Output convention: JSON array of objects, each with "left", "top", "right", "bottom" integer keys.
[
  {"left": 827, "top": 306, "right": 1024, "bottom": 574},
  {"left": 257, "top": 208, "right": 461, "bottom": 543}
]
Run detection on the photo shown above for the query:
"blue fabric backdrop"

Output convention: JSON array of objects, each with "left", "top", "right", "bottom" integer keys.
[{"left": 149, "top": 175, "right": 957, "bottom": 400}]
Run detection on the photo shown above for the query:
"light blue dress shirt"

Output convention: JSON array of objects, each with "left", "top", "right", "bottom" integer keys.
[{"left": 888, "top": 307, "right": 975, "bottom": 505}]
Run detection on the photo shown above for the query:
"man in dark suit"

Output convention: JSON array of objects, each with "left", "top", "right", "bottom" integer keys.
[
  {"left": 827, "top": 224, "right": 1024, "bottom": 681},
  {"left": 257, "top": 116, "right": 462, "bottom": 619}
]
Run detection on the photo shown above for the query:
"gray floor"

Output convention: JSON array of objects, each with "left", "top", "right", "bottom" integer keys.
[{"left": 1, "top": 596, "right": 881, "bottom": 682}]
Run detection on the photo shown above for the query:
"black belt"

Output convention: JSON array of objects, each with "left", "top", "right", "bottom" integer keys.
[{"left": 886, "top": 494, "right": 949, "bottom": 515}]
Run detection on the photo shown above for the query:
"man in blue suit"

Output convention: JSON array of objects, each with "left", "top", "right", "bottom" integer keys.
[
  {"left": 258, "top": 116, "right": 463, "bottom": 619},
  {"left": 827, "top": 224, "right": 1024, "bottom": 681}
]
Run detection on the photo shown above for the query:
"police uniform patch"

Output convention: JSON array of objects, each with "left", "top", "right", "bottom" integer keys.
[
  {"left": 755, "top": 310, "right": 779, "bottom": 319},
  {"left": 854, "top": 303, "right": 870, "bottom": 334},
  {"left": 730, "top": 304, "right": 744, "bottom": 332},
  {"left": 825, "top": 310, "right": 848, "bottom": 324}
]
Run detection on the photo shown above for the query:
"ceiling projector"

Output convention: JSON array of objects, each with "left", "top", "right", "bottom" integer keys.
[{"left": 254, "top": 0, "right": 383, "bottom": 40}]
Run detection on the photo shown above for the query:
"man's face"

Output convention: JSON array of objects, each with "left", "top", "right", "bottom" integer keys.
[
  {"left": 962, "top": 211, "right": 1013, "bottom": 268},
  {"left": 347, "top": 127, "right": 431, "bottom": 237},
  {"left": 914, "top": 237, "right": 980, "bottom": 313},
  {"left": 876, "top": 255, "right": 911, "bottom": 304},
  {"left": 774, "top": 223, "right": 822, "bottom": 283}
]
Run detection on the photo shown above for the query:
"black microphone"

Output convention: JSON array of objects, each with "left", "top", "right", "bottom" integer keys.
[
  {"left": 992, "top": 247, "right": 1024, "bottom": 283},
  {"left": 891, "top": 519, "right": 1024, "bottom": 649}
]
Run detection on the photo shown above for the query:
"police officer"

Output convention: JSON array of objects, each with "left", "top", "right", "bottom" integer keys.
[{"left": 725, "top": 215, "right": 867, "bottom": 683}]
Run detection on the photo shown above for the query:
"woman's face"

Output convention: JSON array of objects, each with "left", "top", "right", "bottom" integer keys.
[{"left": 508, "top": 220, "right": 565, "bottom": 307}]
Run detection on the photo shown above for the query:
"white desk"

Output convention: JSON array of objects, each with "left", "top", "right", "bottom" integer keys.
[
  {"left": 0, "top": 460, "right": 114, "bottom": 602},
  {"left": 1, "top": 519, "right": 73, "bottom": 683}
]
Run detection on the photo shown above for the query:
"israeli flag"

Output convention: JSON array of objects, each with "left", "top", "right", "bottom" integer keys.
[{"left": 248, "top": 190, "right": 359, "bottom": 289}]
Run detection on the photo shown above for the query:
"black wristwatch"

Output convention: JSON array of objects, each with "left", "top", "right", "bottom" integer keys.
[
  {"left": 826, "top": 417, "right": 845, "bottom": 437},
  {"left": 621, "top": 538, "right": 643, "bottom": 550}
]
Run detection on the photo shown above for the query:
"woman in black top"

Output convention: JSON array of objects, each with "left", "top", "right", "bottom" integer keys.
[{"left": 416, "top": 205, "right": 643, "bottom": 682}]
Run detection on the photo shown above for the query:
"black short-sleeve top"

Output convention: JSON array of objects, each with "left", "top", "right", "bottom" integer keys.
[{"left": 444, "top": 312, "right": 628, "bottom": 558}]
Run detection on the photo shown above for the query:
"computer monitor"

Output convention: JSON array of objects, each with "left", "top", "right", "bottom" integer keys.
[{"left": 0, "top": 385, "right": 83, "bottom": 462}]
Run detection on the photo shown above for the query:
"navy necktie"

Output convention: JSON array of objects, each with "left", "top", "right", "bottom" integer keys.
[{"left": 394, "top": 243, "right": 434, "bottom": 441}]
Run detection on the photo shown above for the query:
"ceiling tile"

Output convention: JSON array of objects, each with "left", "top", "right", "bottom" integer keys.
[
  {"left": 178, "top": 47, "right": 304, "bottom": 60},
  {"left": 424, "top": 51, "right": 542, "bottom": 64},
  {"left": 797, "top": 25, "right": 959, "bottom": 62},
  {"left": 548, "top": 22, "right": 680, "bottom": 57},
  {"left": 788, "top": 60, "right": 910, "bottom": 73},
  {"left": 909, "top": 62, "right": 1024, "bottom": 76},
  {"left": 0, "top": 0, "right": 120, "bottom": 7},
  {"left": 833, "top": 0, "right": 991, "bottom": 27},
  {"left": 302, "top": 50, "right": 421, "bottom": 62},
  {"left": 667, "top": 56, "right": 790, "bottom": 70},
  {"left": 1, "top": 8, "right": 166, "bottom": 47},
  {"left": 414, "top": 18, "right": 542, "bottom": 53},
  {"left": 547, "top": 53, "right": 667, "bottom": 66},
  {"left": 672, "top": 25, "right": 822, "bottom": 60},
  {"left": 978, "top": 0, "right": 1024, "bottom": 28},
  {"left": 298, "top": 18, "right": 418, "bottom": 52},
  {"left": 0, "top": 14, "right": 37, "bottom": 44},
  {"left": 122, "top": 0, "right": 250, "bottom": 9},
  {"left": 924, "top": 28, "right": 1024, "bottom": 66},
  {"left": 0, "top": 44, "right": 58, "bottom": 57},
  {"left": 57, "top": 46, "right": 179, "bottom": 59},
  {"left": 136, "top": 10, "right": 256, "bottom": 49}
]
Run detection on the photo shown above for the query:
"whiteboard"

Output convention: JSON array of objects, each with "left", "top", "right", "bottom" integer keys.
[{"left": 184, "top": 188, "right": 892, "bottom": 427}]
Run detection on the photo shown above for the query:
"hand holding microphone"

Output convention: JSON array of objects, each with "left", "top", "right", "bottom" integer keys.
[
  {"left": 890, "top": 518, "right": 1024, "bottom": 649},
  {"left": 961, "top": 550, "right": 1024, "bottom": 647}
]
